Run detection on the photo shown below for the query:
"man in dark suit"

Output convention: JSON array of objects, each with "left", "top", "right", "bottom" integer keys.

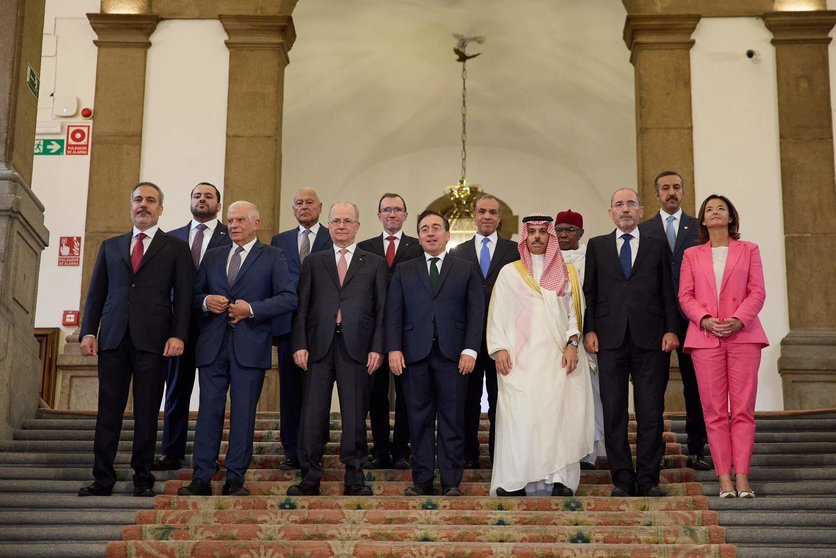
[
  {"left": 583, "top": 188, "right": 679, "bottom": 498},
  {"left": 639, "top": 171, "right": 709, "bottom": 471},
  {"left": 450, "top": 193, "right": 519, "bottom": 467},
  {"left": 288, "top": 202, "right": 388, "bottom": 496},
  {"left": 386, "top": 210, "right": 484, "bottom": 496},
  {"left": 78, "top": 182, "right": 193, "bottom": 497},
  {"left": 153, "top": 182, "right": 230, "bottom": 471},
  {"left": 357, "top": 193, "right": 423, "bottom": 470},
  {"left": 179, "top": 201, "right": 297, "bottom": 497},
  {"left": 270, "top": 188, "right": 333, "bottom": 470}
]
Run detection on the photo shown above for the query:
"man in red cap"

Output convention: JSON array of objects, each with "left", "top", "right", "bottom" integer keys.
[{"left": 555, "top": 209, "right": 605, "bottom": 471}]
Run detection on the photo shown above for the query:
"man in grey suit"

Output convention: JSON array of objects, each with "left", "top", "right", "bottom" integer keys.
[
  {"left": 638, "top": 171, "right": 709, "bottom": 470},
  {"left": 450, "top": 194, "right": 519, "bottom": 467},
  {"left": 288, "top": 203, "right": 388, "bottom": 496},
  {"left": 270, "top": 188, "right": 333, "bottom": 470}
]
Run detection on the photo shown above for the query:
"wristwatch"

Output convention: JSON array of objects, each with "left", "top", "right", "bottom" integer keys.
[{"left": 567, "top": 338, "right": 579, "bottom": 348}]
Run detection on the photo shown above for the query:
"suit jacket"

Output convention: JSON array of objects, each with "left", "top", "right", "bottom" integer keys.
[
  {"left": 291, "top": 247, "right": 388, "bottom": 364},
  {"left": 80, "top": 230, "right": 193, "bottom": 353},
  {"left": 271, "top": 224, "right": 333, "bottom": 335},
  {"left": 357, "top": 232, "right": 423, "bottom": 280},
  {"left": 450, "top": 236, "right": 520, "bottom": 322},
  {"left": 583, "top": 231, "right": 679, "bottom": 351},
  {"left": 385, "top": 254, "right": 485, "bottom": 363},
  {"left": 194, "top": 241, "right": 297, "bottom": 369},
  {"left": 679, "top": 239, "right": 768, "bottom": 351},
  {"left": 639, "top": 212, "right": 698, "bottom": 319},
  {"left": 170, "top": 220, "right": 231, "bottom": 260}
]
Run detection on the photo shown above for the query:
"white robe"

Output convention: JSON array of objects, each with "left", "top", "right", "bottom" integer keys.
[{"left": 487, "top": 261, "right": 595, "bottom": 495}]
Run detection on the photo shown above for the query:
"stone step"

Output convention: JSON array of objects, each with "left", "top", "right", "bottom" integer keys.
[
  {"left": 699, "top": 479, "right": 836, "bottom": 496},
  {"left": 674, "top": 431, "right": 836, "bottom": 443},
  {"left": 0, "top": 525, "right": 124, "bottom": 541},
  {"left": 0, "top": 510, "right": 138, "bottom": 525},
  {"left": 694, "top": 467, "right": 836, "bottom": 482},
  {"left": 0, "top": 493, "right": 155, "bottom": 510},
  {"left": 669, "top": 417, "right": 836, "bottom": 432},
  {"left": 726, "top": 527, "right": 836, "bottom": 545},
  {"left": 708, "top": 496, "right": 836, "bottom": 511},
  {"left": 736, "top": 546, "right": 836, "bottom": 558},
  {"left": 719, "top": 512, "right": 836, "bottom": 527},
  {"left": 0, "top": 542, "right": 106, "bottom": 558}
]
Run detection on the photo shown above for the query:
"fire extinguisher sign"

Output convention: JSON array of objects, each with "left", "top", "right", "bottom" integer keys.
[{"left": 66, "top": 125, "right": 90, "bottom": 155}]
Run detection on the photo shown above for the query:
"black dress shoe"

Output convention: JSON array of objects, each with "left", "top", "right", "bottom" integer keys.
[
  {"left": 133, "top": 483, "right": 155, "bottom": 497},
  {"left": 404, "top": 484, "right": 434, "bottom": 496},
  {"left": 151, "top": 456, "right": 183, "bottom": 471},
  {"left": 463, "top": 458, "right": 480, "bottom": 469},
  {"left": 177, "top": 479, "right": 212, "bottom": 496},
  {"left": 287, "top": 483, "right": 320, "bottom": 496},
  {"left": 366, "top": 455, "right": 393, "bottom": 469},
  {"left": 442, "top": 486, "right": 462, "bottom": 496},
  {"left": 638, "top": 485, "right": 664, "bottom": 497},
  {"left": 222, "top": 478, "right": 249, "bottom": 496},
  {"left": 278, "top": 457, "right": 300, "bottom": 471},
  {"left": 496, "top": 487, "right": 526, "bottom": 497},
  {"left": 611, "top": 485, "right": 636, "bottom": 497},
  {"left": 344, "top": 484, "right": 373, "bottom": 496},
  {"left": 551, "top": 483, "right": 574, "bottom": 497},
  {"left": 687, "top": 454, "right": 712, "bottom": 471},
  {"left": 78, "top": 483, "right": 111, "bottom": 497},
  {"left": 392, "top": 457, "right": 410, "bottom": 470},
  {"left": 579, "top": 461, "right": 596, "bottom": 470}
]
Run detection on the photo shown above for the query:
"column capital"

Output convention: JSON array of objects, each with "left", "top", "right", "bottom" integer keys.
[
  {"left": 219, "top": 15, "right": 296, "bottom": 62},
  {"left": 87, "top": 13, "right": 160, "bottom": 49},
  {"left": 624, "top": 14, "right": 701, "bottom": 59},
  {"left": 763, "top": 10, "right": 836, "bottom": 45}
]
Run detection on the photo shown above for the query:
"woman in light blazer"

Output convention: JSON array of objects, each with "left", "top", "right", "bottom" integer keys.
[{"left": 679, "top": 195, "right": 768, "bottom": 499}]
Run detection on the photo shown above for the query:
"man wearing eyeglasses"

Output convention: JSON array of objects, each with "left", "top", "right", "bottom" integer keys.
[
  {"left": 270, "top": 188, "right": 333, "bottom": 471},
  {"left": 555, "top": 209, "right": 605, "bottom": 472},
  {"left": 357, "top": 193, "right": 423, "bottom": 470},
  {"left": 583, "top": 188, "right": 679, "bottom": 498},
  {"left": 288, "top": 203, "right": 388, "bottom": 497}
]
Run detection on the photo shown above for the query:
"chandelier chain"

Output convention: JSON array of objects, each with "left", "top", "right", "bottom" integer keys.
[{"left": 461, "top": 61, "right": 468, "bottom": 183}]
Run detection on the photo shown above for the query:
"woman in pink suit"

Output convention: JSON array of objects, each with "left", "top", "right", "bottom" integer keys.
[{"left": 679, "top": 195, "right": 768, "bottom": 499}]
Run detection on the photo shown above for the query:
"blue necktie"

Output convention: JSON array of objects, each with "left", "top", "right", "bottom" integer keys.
[
  {"left": 620, "top": 233, "right": 633, "bottom": 278},
  {"left": 480, "top": 237, "right": 491, "bottom": 278},
  {"left": 665, "top": 215, "right": 677, "bottom": 252}
]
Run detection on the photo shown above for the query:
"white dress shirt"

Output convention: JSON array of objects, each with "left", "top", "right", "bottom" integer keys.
[
  {"left": 298, "top": 222, "right": 322, "bottom": 253},
  {"left": 189, "top": 217, "right": 220, "bottom": 263},
  {"left": 615, "top": 226, "right": 639, "bottom": 266},
  {"left": 381, "top": 230, "right": 403, "bottom": 252},
  {"left": 130, "top": 225, "right": 159, "bottom": 253},
  {"left": 658, "top": 208, "right": 683, "bottom": 239}
]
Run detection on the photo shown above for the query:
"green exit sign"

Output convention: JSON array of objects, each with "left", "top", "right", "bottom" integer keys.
[{"left": 34, "top": 139, "right": 64, "bottom": 155}]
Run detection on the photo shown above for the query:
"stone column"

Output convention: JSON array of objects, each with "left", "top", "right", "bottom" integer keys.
[
  {"left": 0, "top": 0, "right": 49, "bottom": 439},
  {"left": 763, "top": 11, "right": 836, "bottom": 409},
  {"left": 219, "top": 15, "right": 296, "bottom": 242},
  {"left": 623, "top": 14, "right": 701, "bottom": 214}
]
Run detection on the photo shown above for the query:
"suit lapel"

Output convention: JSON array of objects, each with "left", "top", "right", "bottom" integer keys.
[
  {"left": 312, "top": 225, "right": 331, "bottom": 253},
  {"left": 458, "top": 238, "right": 478, "bottom": 263},
  {"left": 673, "top": 213, "right": 694, "bottom": 255},
  {"left": 393, "top": 235, "right": 415, "bottom": 264},
  {"left": 231, "top": 241, "right": 262, "bottom": 285},
  {"left": 342, "top": 250, "right": 365, "bottom": 287},
  {"left": 720, "top": 239, "right": 744, "bottom": 293},
  {"left": 696, "top": 243, "right": 717, "bottom": 298},
  {"left": 435, "top": 255, "right": 454, "bottom": 294},
  {"left": 208, "top": 224, "right": 229, "bottom": 249},
  {"left": 604, "top": 231, "right": 623, "bottom": 277},
  {"left": 136, "top": 231, "right": 166, "bottom": 273},
  {"left": 631, "top": 233, "right": 651, "bottom": 276},
  {"left": 324, "top": 250, "right": 341, "bottom": 288},
  {"left": 415, "top": 257, "right": 434, "bottom": 296}
]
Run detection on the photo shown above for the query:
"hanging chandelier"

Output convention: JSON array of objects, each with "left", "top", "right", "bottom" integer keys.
[{"left": 445, "top": 34, "right": 485, "bottom": 248}]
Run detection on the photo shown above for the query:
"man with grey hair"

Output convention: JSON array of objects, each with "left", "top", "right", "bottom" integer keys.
[
  {"left": 179, "top": 201, "right": 297, "bottom": 497},
  {"left": 289, "top": 202, "right": 388, "bottom": 496}
]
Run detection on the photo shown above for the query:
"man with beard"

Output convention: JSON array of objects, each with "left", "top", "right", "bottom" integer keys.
[
  {"left": 153, "top": 182, "right": 230, "bottom": 471},
  {"left": 555, "top": 209, "right": 605, "bottom": 471},
  {"left": 270, "top": 188, "right": 333, "bottom": 470}
]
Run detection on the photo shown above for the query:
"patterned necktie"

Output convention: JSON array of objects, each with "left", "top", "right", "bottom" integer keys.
[
  {"left": 429, "top": 257, "right": 440, "bottom": 292},
  {"left": 665, "top": 215, "right": 677, "bottom": 252},
  {"left": 227, "top": 246, "right": 244, "bottom": 286},
  {"left": 386, "top": 235, "right": 396, "bottom": 267},
  {"left": 191, "top": 223, "right": 207, "bottom": 269},
  {"left": 479, "top": 237, "right": 491, "bottom": 278},
  {"left": 620, "top": 233, "right": 633, "bottom": 278},
  {"left": 336, "top": 248, "right": 348, "bottom": 323},
  {"left": 131, "top": 232, "right": 146, "bottom": 273},
  {"left": 299, "top": 229, "right": 311, "bottom": 262}
]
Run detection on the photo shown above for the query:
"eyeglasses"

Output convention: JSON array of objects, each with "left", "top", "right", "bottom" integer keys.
[
  {"left": 379, "top": 207, "right": 405, "bottom": 214},
  {"left": 555, "top": 227, "right": 581, "bottom": 234},
  {"left": 612, "top": 201, "right": 640, "bottom": 209},
  {"left": 329, "top": 219, "right": 357, "bottom": 226}
]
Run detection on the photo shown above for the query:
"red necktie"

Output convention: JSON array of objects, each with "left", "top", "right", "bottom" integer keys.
[
  {"left": 336, "top": 248, "right": 348, "bottom": 323},
  {"left": 386, "top": 235, "right": 396, "bottom": 267},
  {"left": 131, "top": 232, "right": 146, "bottom": 273}
]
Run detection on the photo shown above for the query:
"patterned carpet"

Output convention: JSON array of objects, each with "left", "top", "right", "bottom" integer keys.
[{"left": 106, "top": 416, "right": 735, "bottom": 557}]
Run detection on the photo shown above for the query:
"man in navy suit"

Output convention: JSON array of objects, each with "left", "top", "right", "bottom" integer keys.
[
  {"left": 357, "top": 193, "right": 423, "bottom": 470},
  {"left": 583, "top": 188, "right": 680, "bottom": 498},
  {"left": 288, "top": 202, "right": 388, "bottom": 496},
  {"left": 78, "top": 182, "right": 193, "bottom": 497},
  {"left": 450, "top": 194, "right": 519, "bottom": 467},
  {"left": 153, "top": 182, "right": 230, "bottom": 471},
  {"left": 270, "top": 188, "right": 332, "bottom": 470},
  {"left": 639, "top": 171, "right": 709, "bottom": 471},
  {"left": 179, "top": 201, "right": 297, "bottom": 496},
  {"left": 386, "top": 210, "right": 484, "bottom": 496}
]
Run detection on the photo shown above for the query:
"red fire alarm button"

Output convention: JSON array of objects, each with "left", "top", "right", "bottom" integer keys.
[{"left": 62, "top": 310, "right": 79, "bottom": 326}]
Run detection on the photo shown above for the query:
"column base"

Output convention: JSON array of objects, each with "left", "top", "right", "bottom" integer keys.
[{"left": 779, "top": 329, "right": 836, "bottom": 410}]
